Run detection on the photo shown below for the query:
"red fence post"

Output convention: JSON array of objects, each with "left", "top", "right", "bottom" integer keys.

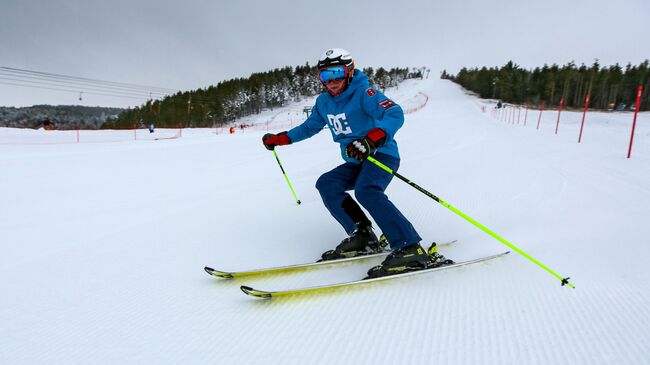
[
  {"left": 133, "top": 124, "right": 137, "bottom": 141},
  {"left": 536, "top": 101, "right": 545, "bottom": 130},
  {"left": 517, "top": 107, "right": 521, "bottom": 124},
  {"left": 627, "top": 84, "right": 643, "bottom": 159},
  {"left": 578, "top": 94, "right": 590, "bottom": 143},
  {"left": 555, "top": 98, "right": 565, "bottom": 135},
  {"left": 523, "top": 105, "right": 529, "bottom": 126},
  {"left": 76, "top": 125, "right": 80, "bottom": 143}
]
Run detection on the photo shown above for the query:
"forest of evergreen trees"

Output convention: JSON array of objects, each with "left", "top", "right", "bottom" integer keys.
[
  {"left": 442, "top": 60, "right": 649, "bottom": 111},
  {"left": 104, "top": 65, "right": 420, "bottom": 129}
]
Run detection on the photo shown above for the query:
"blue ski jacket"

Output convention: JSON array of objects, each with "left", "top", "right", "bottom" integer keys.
[{"left": 286, "top": 70, "right": 404, "bottom": 163}]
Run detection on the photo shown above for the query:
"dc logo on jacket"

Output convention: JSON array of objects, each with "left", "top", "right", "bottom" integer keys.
[{"left": 327, "top": 113, "right": 352, "bottom": 135}]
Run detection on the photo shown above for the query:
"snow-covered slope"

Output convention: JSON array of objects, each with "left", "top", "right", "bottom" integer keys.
[{"left": 1, "top": 77, "right": 649, "bottom": 364}]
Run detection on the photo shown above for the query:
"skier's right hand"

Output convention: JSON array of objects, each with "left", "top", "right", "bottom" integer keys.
[{"left": 262, "top": 131, "right": 291, "bottom": 150}]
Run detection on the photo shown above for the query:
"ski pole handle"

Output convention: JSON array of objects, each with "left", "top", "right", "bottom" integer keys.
[
  {"left": 366, "top": 156, "right": 574, "bottom": 289},
  {"left": 273, "top": 149, "right": 301, "bottom": 205}
]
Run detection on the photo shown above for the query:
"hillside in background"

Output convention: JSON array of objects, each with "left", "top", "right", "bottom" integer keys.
[
  {"left": 108, "top": 65, "right": 425, "bottom": 129},
  {"left": 0, "top": 65, "right": 426, "bottom": 131},
  {"left": 0, "top": 105, "right": 123, "bottom": 130}
]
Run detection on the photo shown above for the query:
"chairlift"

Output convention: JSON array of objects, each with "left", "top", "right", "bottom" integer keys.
[{"left": 79, "top": 91, "right": 83, "bottom": 101}]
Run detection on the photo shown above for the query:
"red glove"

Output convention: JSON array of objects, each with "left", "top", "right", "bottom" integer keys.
[
  {"left": 262, "top": 132, "right": 291, "bottom": 150},
  {"left": 345, "top": 128, "right": 387, "bottom": 161}
]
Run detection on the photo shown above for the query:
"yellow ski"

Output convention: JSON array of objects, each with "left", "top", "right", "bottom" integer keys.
[
  {"left": 204, "top": 240, "right": 457, "bottom": 279},
  {"left": 241, "top": 251, "right": 510, "bottom": 299}
]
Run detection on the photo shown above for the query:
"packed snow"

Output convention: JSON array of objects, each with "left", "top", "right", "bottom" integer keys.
[{"left": 1, "top": 77, "right": 649, "bottom": 364}]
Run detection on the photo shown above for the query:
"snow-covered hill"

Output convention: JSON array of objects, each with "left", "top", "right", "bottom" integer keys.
[{"left": 1, "top": 77, "right": 649, "bottom": 364}]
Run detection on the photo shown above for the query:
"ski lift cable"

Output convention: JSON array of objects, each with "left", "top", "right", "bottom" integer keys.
[
  {"left": 0, "top": 76, "right": 170, "bottom": 99},
  {"left": 0, "top": 70, "right": 171, "bottom": 96},
  {"left": 1, "top": 67, "right": 242, "bottom": 105},
  {"left": 0, "top": 67, "right": 220, "bottom": 104},
  {"left": 0, "top": 66, "right": 178, "bottom": 93},
  {"left": 0, "top": 66, "right": 179, "bottom": 93},
  {"left": 0, "top": 80, "right": 218, "bottom": 108},
  {"left": 0, "top": 81, "right": 152, "bottom": 101}
]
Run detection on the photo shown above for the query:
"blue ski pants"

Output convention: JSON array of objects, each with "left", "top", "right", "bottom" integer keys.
[{"left": 315, "top": 153, "right": 421, "bottom": 250}]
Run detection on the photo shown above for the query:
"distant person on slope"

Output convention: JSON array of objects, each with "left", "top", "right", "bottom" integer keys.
[{"left": 261, "top": 48, "right": 445, "bottom": 277}]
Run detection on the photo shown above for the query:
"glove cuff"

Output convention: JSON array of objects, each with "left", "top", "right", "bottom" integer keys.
[
  {"left": 366, "top": 128, "right": 387, "bottom": 148},
  {"left": 276, "top": 131, "right": 292, "bottom": 146}
]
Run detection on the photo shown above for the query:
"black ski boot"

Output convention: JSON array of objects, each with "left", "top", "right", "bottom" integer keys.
[
  {"left": 366, "top": 242, "right": 453, "bottom": 278},
  {"left": 320, "top": 226, "right": 387, "bottom": 261},
  {"left": 366, "top": 242, "right": 429, "bottom": 278}
]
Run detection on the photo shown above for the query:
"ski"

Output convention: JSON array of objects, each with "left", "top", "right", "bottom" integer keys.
[
  {"left": 204, "top": 239, "right": 457, "bottom": 279},
  {"left": 240, "top": 251, "right": 510, "bottom": 299}
]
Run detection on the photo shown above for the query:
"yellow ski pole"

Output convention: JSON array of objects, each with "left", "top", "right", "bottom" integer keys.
[
  {"left": 367, "top": 156, "right": 574, "bottom": 288},
  {"left": 273, "top": 149, "right": 301, "bottom": 205}
]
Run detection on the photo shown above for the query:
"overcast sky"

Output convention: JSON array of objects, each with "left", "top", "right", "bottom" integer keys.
[{"left": 1, "top": 0, "right": 648, "bottom": 108}]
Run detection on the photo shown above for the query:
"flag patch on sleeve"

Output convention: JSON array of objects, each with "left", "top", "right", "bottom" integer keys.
[
  {"left": 366, "top": 88, "right": 376, "bottom": 96},
  {"left": 379, "top": 99, "right": 396, "bottom": 109}
]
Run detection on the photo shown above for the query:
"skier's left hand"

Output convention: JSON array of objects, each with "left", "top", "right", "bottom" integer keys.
[{"left": 345, "top": 128, "right": 387, "bottom": 161}]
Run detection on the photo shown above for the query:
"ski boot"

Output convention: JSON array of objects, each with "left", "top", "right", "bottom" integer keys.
[
  {"left": 366, "top": 241, "right": 453, "bottom": 278},
  {"left": 320, "top": 226, "right": 387, "bottom": 261}
]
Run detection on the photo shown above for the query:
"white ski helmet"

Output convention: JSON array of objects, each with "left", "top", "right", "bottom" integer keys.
[{"left": 317, "top": 48, "right": 354, "bottom": 70}]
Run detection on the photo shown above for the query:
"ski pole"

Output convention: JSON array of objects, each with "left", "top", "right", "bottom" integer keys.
[
  {"left": 366, "top": 156, "right": 574, "bottom": 288},
  {"left": 272, "top": 149, "right": 301, "bottom": 205}
]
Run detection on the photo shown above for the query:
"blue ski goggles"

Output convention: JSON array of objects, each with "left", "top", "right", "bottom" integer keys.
[{"left": 319, "top": 65, "right": 348, "bottom": 83}]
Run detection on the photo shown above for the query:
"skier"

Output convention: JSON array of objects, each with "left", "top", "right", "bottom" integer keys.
[{"left": 262, "top": 48, "right": 442, "bottom": 277}]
